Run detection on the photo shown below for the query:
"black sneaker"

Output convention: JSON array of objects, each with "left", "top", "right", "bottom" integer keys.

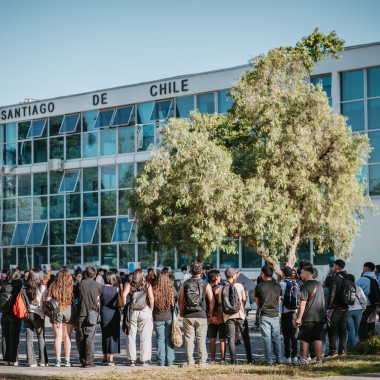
[
  {"left": 235, "top": 339, "right": 241, "bottom": 346},
  {"left": 82, "top": 363, "right": 97, "bottom": 368}
]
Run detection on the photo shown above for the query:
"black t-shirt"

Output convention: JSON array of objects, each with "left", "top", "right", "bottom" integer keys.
[
  {"left": 300, "top": 280, "right": 325, "bottom": 323},
  {"left": 76, "top": 277, "right": 102, "bottom": 317},
  {"left": 255, "top": 281, "right": 282, "bottom": 317},
  {"left": 183, "top": 277, "right": 208, "bottom": 319}
]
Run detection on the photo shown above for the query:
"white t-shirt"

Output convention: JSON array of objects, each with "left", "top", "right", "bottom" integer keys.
[{"left": 28, "top": 285, "right": 47, "bottom": 318}]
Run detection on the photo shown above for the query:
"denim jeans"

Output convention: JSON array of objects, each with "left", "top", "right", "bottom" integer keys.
[
  {"left": 260, "top": 316, "right": 283, "bottom": 365},
  {"left": 346, "top": 309, "right": 362, "bottom": 349},
  {"left": 154, "top": 320, "right": 175, "bottom": 366}
]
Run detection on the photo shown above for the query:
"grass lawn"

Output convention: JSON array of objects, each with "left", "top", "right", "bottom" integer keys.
[{"left": 3, "top": 355, "right": 380, "bottom": 380}]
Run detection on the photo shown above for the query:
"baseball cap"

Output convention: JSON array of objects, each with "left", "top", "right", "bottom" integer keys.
[{"left": 225, "top": 268, "right": 238, "bottom": 278}]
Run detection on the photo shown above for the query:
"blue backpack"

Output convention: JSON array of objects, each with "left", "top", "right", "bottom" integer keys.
[{"left": 283, "top": 279, "right": 300, "bottom": 311}]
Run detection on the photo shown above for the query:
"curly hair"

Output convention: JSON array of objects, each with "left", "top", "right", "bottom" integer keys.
[
  {"left": 49, "top": 268, "right": 75, "bottom": 311},
  {"left": 153, "top": 271, "right": 173, "bottom": 312}
]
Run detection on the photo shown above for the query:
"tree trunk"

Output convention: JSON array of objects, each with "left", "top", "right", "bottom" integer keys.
[{"left": 285, "top": 224, "right": 301, "bottom": 268}]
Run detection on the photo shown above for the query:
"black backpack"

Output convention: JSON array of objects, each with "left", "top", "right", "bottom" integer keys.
[
  {"left": 339, "top": 275, "right": 356, "bottom": 306},
  {"left": 282, "top": 279, "right": 300, "bottom": 311},
  {"left": 184, "top": 279, "right": 205, "bottom": 313},
  {"left": 44, "top": 298, "right": 61, "bottom": 321},
  {"left": 0, "top": 292, "right": 12, "bottom": 313},
  {"left": 222, "top": 282, "right": 241, "bottom": 315},
  {"left": 368, "top": 277, "right": 380, "bottom": 306}
]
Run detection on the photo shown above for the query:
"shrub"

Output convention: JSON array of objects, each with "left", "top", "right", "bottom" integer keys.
[{"left": 350, "top": 333, "right": 380, "bottom": 355}]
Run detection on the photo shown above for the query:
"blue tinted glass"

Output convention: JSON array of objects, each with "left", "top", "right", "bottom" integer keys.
[
  {"left": 11, "top": 223, "right": 30, "bottom": 246},
  {"left": 83, "top": 192, "right": 98, "bottom": 217},
  {"left": 368, "top": 67, "right": 380, "bottom": 98},
  {"left": 27, "top": 222, "right": 47, "bottom": 245},
  {"left": 76, "top": 219, "right": 98, "bottom": 244},
  {"left": 83, "top": 110, "right": 98, "bottom": 132},
  {"left": 94, "top": 109, "right": 114, "bottom": 129},
  {"left": 112, "top": 218, "right": 132, "bottom": 242},
  {"left": 218, "top": 90, "right": 233, "bottom": 114},
  {"left": 369, "top": 131, "right": 380, "bottom": 163},
  {"left": 59, "top": 114, "right": 79, "bottom": 134},
  {"left": 368, "top": 99, "right": 380, "bottom": 130},
  {"left": 118, "top": 127, "right": 135, "bottom": 153},
  {"left": 112, "top": 106, "right": 133, "bottom": 127},
  {"left": 137, "top": 102, "right": 154, "bottom": 124},
  {"left": 101, "top": 166, "right": 116, "bottom": 189},
  {"left": 369, "top": 164, "right": 380, "bottom": 195},
  {"left": 356, "top": 164, "right": 367, "bottom": 185},
  {"left": 119, "top": 163, "right": 134, "bottom": 188},
  {"left": 137, "top": 124, "right": 154, "bottom": 152},
  {"left": 176, "top": 96, "right": 194, "bottom": 118},
  {"left": 197, "top": 93, "right": 215, "bottom": 114},
  {"left": 311, "top": 75, "right": 332, "bottom": 98},
  {"left": 49, "top": 195, "right": 64, "bottom": 219},
  {"left": 33, "top": 196, "right": 48, "bottom": 220},
  {"left": 3, "top": 199, "right": 16, "bottom": 221},
  {"left": 59, "top": 170, "right": 80, "bottom": 192},
  {"left": 150, "top": 101, "right": 172, "bottom": 121},
  {"left": 3, "top": 143, "right": 16, "bottom": 165},
  {"left": 100, "top": 129, "right": 116, "bottom": 156},
  {"left": 341, "top": 70, "right": 364, "bottom": 101},
  {"left": 26, "top": 119, "right": 47, "bottom": 138},
  {"left": 341, "top": 101, "right": 364, "bottom": 132},
  {"left": 83, "top": 132, "right": 98, "bottom": 158},
  {"left": 4, "top": 123, "right": 16, "bottom": 142}
]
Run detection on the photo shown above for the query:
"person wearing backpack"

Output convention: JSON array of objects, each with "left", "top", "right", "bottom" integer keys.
[
  {"left": 325, "top": 259, "right": 350, "bottom": 357},
  {"left": 356, "top": 261, "right": 380, "bottom": 341},
  {"left": 178, "top": 261, "right": 214, "bottom": 367},
  {"left": 121, "top": 269, "right": 154, "bottom": 366},
  {"left": 255, "top": 265, "right": 282, "bottom": 366},
  {"left": 279, "top": 267, "right": 299, "bottom": 365},
  {"left": 0, "top": 268, "right": 23, "bottom": 366}
]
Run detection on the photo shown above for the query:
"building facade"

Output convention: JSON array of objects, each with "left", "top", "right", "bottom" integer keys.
[{"left": 0, "top": 42, "right": 379, "bottom": 278}]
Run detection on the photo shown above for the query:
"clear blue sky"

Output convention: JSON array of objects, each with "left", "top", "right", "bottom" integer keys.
[{"left": 1, "top": 0, "right": 379, "bottom": 107}]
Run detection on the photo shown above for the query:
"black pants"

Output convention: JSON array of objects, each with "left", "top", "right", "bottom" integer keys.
[
  {"left": 327, "top": 309, "right": 348, "bottom": 354},
  {"left": 225, "top": 318, "right": 253, "bottom": 364},
  {"left": 24, "top": 317, "right": 47, "bottom": 366},
  {"left": 358, "top": 305, "right": 376, "bottom": 341},
  {"left": 1, "top": 313, "right": 22, "bottom": 362},
  {"left": 281, "top": 311, "right": 297, "bottom": 358},
  {"left": 76, "top": 317, "right": 96, "bottom": 365}
]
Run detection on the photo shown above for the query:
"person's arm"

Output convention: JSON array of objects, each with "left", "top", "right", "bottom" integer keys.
[
  {"left": 241, "top": 286, "right": 246, "bottom": 306},
  {"left": 206, "top": 283, "right": 215, "bottom": 317},
  {"left": 178, "top": 285, "right": 185, "bottom": 317},
  {"left": 327, "top": 277, "right": 336, "bottom": 310},
  {"left": 255, "top": 285, "right": 260, "bottom": 307},
  {"left": 358, "top": 287, "right": 367, "bottom": 310},
  {"left": 147, "top": 283, "right": 154, "bottom": 311},
  {"left": 296, "top": 299, "right": 307, "bottom": 325},
  {"left": 121, "top": 283, "right": 131, "bottom": 307}
]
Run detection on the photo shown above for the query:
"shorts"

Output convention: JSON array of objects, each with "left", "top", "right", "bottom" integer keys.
[
  {"left": 297, "top": 322, "right": 323, "bottom": 343},
  {"left": 51, "top": 304, "right": 76, "bottom": 325},
  {"left": 208, "top": 323, "right": 227, "bottom": 339}
]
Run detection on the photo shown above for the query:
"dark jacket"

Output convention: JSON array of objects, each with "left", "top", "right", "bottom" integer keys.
[
  {"left": 327, "top": 271, "right": 348, "bottom": 310},
  {"left": 0, "top": 280, "right": 23, "bottom": 312}
]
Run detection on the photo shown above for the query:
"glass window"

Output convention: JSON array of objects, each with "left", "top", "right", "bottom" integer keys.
[
  {"left": 155, "top": 123, "right": 165, "bottom": 147},
  {"left": 76, "top": 219, "right": 98, "bottom": 244},
  {"left": 33, "top": 196, "right": 48, "bottom": 220},
  {"left": 34, "top": 247, "right": 47, "bottom": 268},
  {"left": 3, "top": 248, "right": 16, "bottom": 268},
  {"left": 27, "top": 119, "right": 47, "bottom": 138},
  {"left": 314, "top": 247, "right": 334, "bottom": 266},
  {"left": 18, "top": 122, "right": 29, "bottom": 140},
  {"left": 137, "top": 161, "right": 145, "bottom": 175},
  {"left": 112, "top": 106, "right": 134, "bottom": 127},
  {"left": 49, "top": 116, "right": 63, "bottom": 136},
  {"left": 137, "top": 102, "right": 154, "bottom": 124},
  {"left": 84, "top": 245, "right": 99, "bottom": 267},
  {"left": 118, "top": 127, "right": 135, "bottom": 154},
  {"left": 18, "top": 197, "right": 31, "bottom": 221},
  {"left": 310, "top": 76, "right": 332, "bottom": 98},
  {"left": 34, "top": 173, "right": 48, "bottom": 195},
  {"left": 66, "top": 193, "right": 81, "bottom": 218},
  {"left": 18, "top": 175, "right": 31, "bottom": 196},
  {"left": 0, "top": 224, "right": 15, "bottom": 246},
  {"left": 50, "top": 195, "right": 64, "bottom": 219},
  {"left": 3, "top": 175, "right": 16, "bottom": 198},
  {"left": 83, "top": 132, "right": 98, "bottom": 158},
  {"left": 101, "top": 191, "right": 116, "bottom": 216},
  {"left": 137, "top": 124, "right": 154, "bottom": 152},
  {"left": 94, "top": 109, "right": 114, "bottom": 129},
  {"left": 18, "top": 248, "right": 32, "bottom": 270},
  {"left": 341, "top": 101, "right": 365, "bottom": 132},
  {"left": 242, "top": 244, "right": 262, "bottom": 268},
  {"left": 59, "top": 170, "right": 80, "bottom": 192},
  {"left": 49, "top": 137, "right": 64, "bottom": 160},
  {"left": 295, "top": 240, "right": 311, "bottom": 266},
  {"left": 66, "top": 134, "right": 81, "bottom": 160},
  {"left": 11, "top": 223, "right": 30, "bottom": 246},
  {"left": 66, "top": 246, "right": 81, "bottom": 268},
  {"left": 150, "top": 100, "right": 173, "bottom": 121},
  {"left": 112, "top": 218, "right": 133, "bottom": 242},
  {"left": 157, "top": 246, "right": 175, "bottom": 268},
  {"left": 4, "top": 123, "right": 16, "bottom": 142},
  {"left": 369, "top": 131, "right": 380, "bottom": 163},
  {"left": 83, "top": 192, "right": 98, "bottom": 217},
  {"left": 138, "top": 244, "right": 154, "bottom": 269},
  {"left": 368, "top": 67, "right": 380, "bottom": 98},
  {"left": 27, "top": 222, "right": 47, "bottom": 245},
  {"left": 66, "top": 220, "right": 80, "bottom": 244},
  {"left": 83, "top": 167, "right": 98, "bottom": 191},
  {"left": 369, "top": 164, "right": 380, "bottom": 196},
  {"left": 118, "top": 189, "right": 130, "bottom": 215},
  {"left": 197, "top": 93, "right": 215, "bottom": 114},
  {"left": 218, "top": 90, "right": 233, "bottom": 114},
  {"left": 50, "top": 172, "right": 63, "bottom": 194},
  {"left": 101, "top": 245, "right": 117, "bottom": 267},
  {"left": 120, "top": 244, "right": 135, "bottom": 268},
  {"left": 101, "top": 166, "right": 116, "bottom": 189},
  {"left": 59, "top": 114, "right": 80, "bottom": 134},
  {"left": 220, "top": 240, "right": 239, "bottom": 269},
  {"left": 176, "top": 96, "right": 194, "bottom": 118},
  {"left": 100, "top": 129, "right": 116, "bottom": 156},
  {"left": 50, "top": 247, "right": 64, "bottom": 270},
  {"left": 3, "top": 143, "right": 17, "bottom": 165},
  {"left": 33, "top": 139, "right": 47, "bottom": 163},
  {"left": 177, "top": 252, "right": 193, "bottom": 269},
  {"left": 18, "top": 141, "right": 32, "bottom": 164},
  {"left": 83, "top": 110, "right": 98, "bottom": 132},
  {"left": 50, "top": 220, "right": 64, "bottom": 245},
  {"left": 119, "top": 163, "right": 134, "bottom": 188},
  {"left": 368, "top": 99, "right": 380, "bottom": 130},
  {"left": 341, "top": 70, "right": 364, "bottom": 101},
  {"left": 101, "top": 218, "right": 116, "bottom": 242},
  {"left": 3, "top": 199, "right": 16, "bottom": 222}
]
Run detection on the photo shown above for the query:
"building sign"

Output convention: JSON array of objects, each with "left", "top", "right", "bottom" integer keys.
[
  {"left": 1, "top": 102, "right": 55, "bottom": 121},
  {"left": 150, "top": 79, "right": 189, "bottom": 97}
]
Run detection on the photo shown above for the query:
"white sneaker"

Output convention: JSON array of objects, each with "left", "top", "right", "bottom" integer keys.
[
  {"left": 292, "top": 357, "right": 299, "bottom": 366},
  {"left": 10, "top": 362, "right": 18, "bottom": 366},
  {"left": 284, "top": 357, "right": 291, "bottom": 365},
  {"left": 298, "top": 356, "right": 309, "bottom": 366}
]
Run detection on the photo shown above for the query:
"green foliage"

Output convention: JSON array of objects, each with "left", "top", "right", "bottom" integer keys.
[{"left": 349, "top": 334, "right": 380, "bottom": 355}]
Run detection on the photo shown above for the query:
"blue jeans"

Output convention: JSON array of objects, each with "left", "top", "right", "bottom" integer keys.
[
  {"left": 260, "top": 316, "right": 283, "bottom": 365},
  {"left": 154, "top": 320, "right": 175, "bottom": 366},
  {"left": 346, "top": 309, "right": 362, "bottom": 349}
]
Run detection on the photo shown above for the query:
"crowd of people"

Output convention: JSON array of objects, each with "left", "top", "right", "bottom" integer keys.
[{"left": 0, "top": 259, "right": 379, "bottom": 368}]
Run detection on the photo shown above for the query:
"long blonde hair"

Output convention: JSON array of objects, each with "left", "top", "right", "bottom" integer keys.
[{"left": 49, "top": 268, "right": 75, "bottom": 311}]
